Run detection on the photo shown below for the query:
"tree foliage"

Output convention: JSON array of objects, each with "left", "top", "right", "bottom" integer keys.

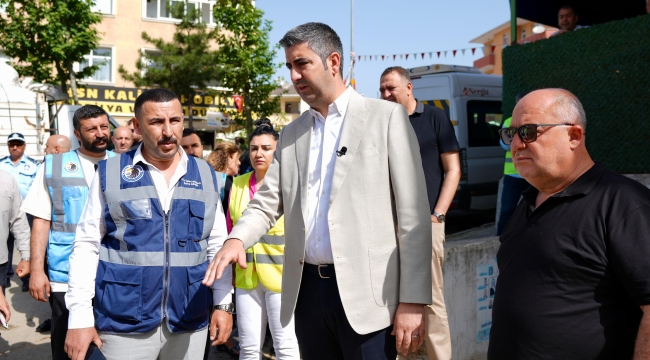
[
  {"left": 118, "top": 1, "right": 219, "bottom": 129},
  {"left": 213, "top": 0, "right": 282, "bottom": 135},
  {"left": 0, "top": 0, "right": 102, "bottom": 104}
]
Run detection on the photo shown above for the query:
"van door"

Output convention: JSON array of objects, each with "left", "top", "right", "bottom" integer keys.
[
  {"left": 463, "top": 99, "right": 504, "bottom": 209},
  {"left": 410, "top": 75, "right": 457, "bottom": 138}
]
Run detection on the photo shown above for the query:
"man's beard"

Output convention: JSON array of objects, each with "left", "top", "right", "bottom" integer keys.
[{"left": 81, "top": 135, "right": 109, "bottom": 153}]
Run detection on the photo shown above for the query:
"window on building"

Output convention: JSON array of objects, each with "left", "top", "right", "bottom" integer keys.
[
  {"left": 79, "top": 48, "right": 113, "bottom": 82},
  {"left": 466, "top": 100, "right": 503, "bottom": 148},
  {"left": 521, "top": 29, "right": 527, "bottom": 39},
  {"left": 503, "top": 33, "right": 509, "bottom": 48},
  {"left": 145, "top": 0, "right": 215, "bottom": 24},
  {"left": 284, "top": 101, "right": 300, "bottom": 114},
  {"left": 92, "top": 0, "right": 114, "bottom": 14},
  {"left": 141, "top": 49, "right": 162, "bottom": 76}
]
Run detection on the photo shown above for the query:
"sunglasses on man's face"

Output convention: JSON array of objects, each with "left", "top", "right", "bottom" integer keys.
[{"left": 499, "top": 124, "right": 574, "bottom": 145}]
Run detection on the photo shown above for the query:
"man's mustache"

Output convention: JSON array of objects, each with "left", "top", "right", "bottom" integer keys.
[
  {"left": 158, "top": 137, "right": 178, "bottom": 146},
  {"left": 92, "top": 136, "right": 109, "bottom": 145}
]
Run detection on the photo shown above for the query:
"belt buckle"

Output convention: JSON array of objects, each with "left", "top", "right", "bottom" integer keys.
[{"left": 317, "top": 265, "right": 330, "bottom": 279}]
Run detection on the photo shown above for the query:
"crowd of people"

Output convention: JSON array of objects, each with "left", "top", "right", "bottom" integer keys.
[{"left": 0, "top": 17, "right": 649, "bottom": 360}]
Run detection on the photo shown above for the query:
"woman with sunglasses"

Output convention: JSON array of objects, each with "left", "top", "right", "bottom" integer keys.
[{"left": 226, "top": 119, "right": 300, "bottom": 359}]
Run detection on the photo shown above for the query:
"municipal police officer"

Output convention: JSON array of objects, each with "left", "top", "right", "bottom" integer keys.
[
  {"left": 21, "top": 105, "right": 115, "bottom": 360},
  {"left": 64, "top": 89, "right": 233, "bottom": 360},
  {"left": 0, "top": 132, "right": 39, "bottom": 290},
  {"left": 0, "top": 132, "right": 39, "bottom": 198}
]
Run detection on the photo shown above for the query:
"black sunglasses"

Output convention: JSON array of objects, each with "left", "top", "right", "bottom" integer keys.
[{"left": 499, "top": 124, "right": 574, "bottom": 145}]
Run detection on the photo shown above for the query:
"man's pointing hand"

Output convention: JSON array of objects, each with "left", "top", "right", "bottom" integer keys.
[{"left": 203, "top": 238, "right": 247, "bottom": 286}]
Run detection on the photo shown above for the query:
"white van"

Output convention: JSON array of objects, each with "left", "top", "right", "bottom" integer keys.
[{"left": 409, "top": 64, "right": 504, "bottom": 210}]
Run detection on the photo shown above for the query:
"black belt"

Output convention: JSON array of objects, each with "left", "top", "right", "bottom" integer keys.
[{"left": 303, "top": 263, "right": 335, "bottom": 279}]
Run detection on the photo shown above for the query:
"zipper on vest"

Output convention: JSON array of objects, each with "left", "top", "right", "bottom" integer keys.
[{"left": 162, "top": 210, "right": 171, "bottom": 322}]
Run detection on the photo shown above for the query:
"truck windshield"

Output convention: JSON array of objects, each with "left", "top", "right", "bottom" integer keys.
[{"left": 467, "top": 100, "right": 503, "bottom": 147}]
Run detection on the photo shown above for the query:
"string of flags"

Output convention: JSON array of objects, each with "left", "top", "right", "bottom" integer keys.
[{"left": 352, "top": 46, "right": 495, "bottom": 62}]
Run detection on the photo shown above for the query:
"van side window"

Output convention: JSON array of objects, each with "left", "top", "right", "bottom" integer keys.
[{"left": 467, "top": 100, "right": 503, "bottom": 147}]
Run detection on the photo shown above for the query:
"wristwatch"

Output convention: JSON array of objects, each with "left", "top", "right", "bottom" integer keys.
[
  {"left": 214, "top": 303, "right": 235, "bottom": 314},
  {"left": 433, "top": 212, "right": 446, "bottom": 223}
]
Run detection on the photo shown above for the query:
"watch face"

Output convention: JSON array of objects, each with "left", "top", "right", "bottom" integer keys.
[{"left": 437, "top": 214, "right": 445, "bottom": 222}]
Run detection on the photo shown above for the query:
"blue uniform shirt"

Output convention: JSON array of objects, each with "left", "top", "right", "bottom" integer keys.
[{"left": 0, "top": 155, "right": 40, "bottom": 198}]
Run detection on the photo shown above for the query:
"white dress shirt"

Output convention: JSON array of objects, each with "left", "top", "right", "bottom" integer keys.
[
  {"left": 66, "top": 146, "right": 232, "bottom": 329},
  {"left": 304, "top": 86, "right": 353, "bottom": 265},
  {"left": 22, "top": 150, "right": 109, "bottom": 293}
]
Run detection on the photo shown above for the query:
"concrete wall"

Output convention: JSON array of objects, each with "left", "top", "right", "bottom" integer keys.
[{"left": 443, "top": 237, "right": 500, "bottom": 360}]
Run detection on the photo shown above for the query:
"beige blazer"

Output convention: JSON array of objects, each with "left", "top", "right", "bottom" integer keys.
[{"left": 229, "top": 90, "right": 432, "bottom": 335}]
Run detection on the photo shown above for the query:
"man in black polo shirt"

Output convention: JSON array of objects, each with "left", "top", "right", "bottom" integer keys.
[
  {"left": 489, "top": 88, "right": 650, "bottom": 359},
  {"left": 380, "top": 66, "right": 461, "bottom": 360}
]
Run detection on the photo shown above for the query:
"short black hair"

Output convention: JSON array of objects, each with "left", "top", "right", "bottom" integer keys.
[
  {"left": 279, "top": 22, "right": 344, "bottom": 76},
  {"left": 134, "top": 88, "right": 181, "bottom": 120},
  {"left": 182, "top": 128, "right": 198, "bottom": 138},
  {"left": 381, "top": 66, "right": 411, "bottom": 82},
  {"left": 249, "top": 118, "right": 279, "bottom": 142},
  {"left": 559, "top": 5, "right": 577, "bottom": 14},
  {"left": 72, "top": 105, "right": 109, "bottom": 131}
]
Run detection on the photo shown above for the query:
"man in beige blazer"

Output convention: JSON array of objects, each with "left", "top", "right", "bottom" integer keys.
[{"left": 204, "top": 22, "right": 432, "bottom": 359}]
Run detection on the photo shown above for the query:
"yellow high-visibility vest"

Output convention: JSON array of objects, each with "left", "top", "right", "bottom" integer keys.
[
  {"left": 230, "top": 172, "right": 285, "bottom": 293},
  {"left": 503, "top": 117, "right": 517, "bottom": 176}
]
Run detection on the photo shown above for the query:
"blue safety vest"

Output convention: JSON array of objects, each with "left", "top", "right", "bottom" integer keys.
[
  {"left": 95, "top": 151, "right": 220, "bottom": 334},
  {"left": 45, "top": 150, "right": 115, "bottom": 283}
]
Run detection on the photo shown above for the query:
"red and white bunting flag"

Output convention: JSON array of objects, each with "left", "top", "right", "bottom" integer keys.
[
  {"left": 453, "top": 50, "right": 457, "bottom": 57},
  {"left": 462, "top": 49, "right": 466, "bottom": 56},
  {"left": 413, "top": 53, "right": 417, "bottom": 60},
  {"left": 358, "top": 55, "right": 361, "bottom": 61},
  {"left": 472, "top": 48, "right": 476, "bottom": 55},
  {"left": 429, "top": 52, "right": 432, "bottom": 59},
  {"left": 444, "top": 51, "right": 448, "bottom": 57},
  {"left": 421, "top": 53, "right": 425, "bottom": 59},
  {"left": 406, "top": 54, "right": 409, "bottom": 60},
  {"left": 364, "top": 55, "right": 367, "bottom": 61},
  {"left": 400, "top": 54, "right": 404, "bottom": 60},
  {"left": 393, "top": 54, "right": 397, "bottom": 61},
  {"left": 382, "top": 55, "right": 385, "bottom": 61},
  {"left": 437, "top": 51, "right": 441, "bottom": 58},
  {"left": 481, "top": 47, "right": 485, "bottom": 55}
]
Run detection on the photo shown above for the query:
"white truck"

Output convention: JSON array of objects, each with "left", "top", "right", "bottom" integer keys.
[{"left": 409, "top": 64, "right": 504, "bottom": 210}]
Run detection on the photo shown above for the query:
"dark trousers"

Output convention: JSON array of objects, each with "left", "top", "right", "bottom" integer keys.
[
  {"left": 6, "top": 214, "right": 32, "bottom": 286},
  {"left": 50, "top": 292, "right": 71, "bottom": 360},
  {"left": 0, "top": 262, "right": 7, "bottom": 295},
  {"left": 295, "top": 264, "right": 397, "bottom": 360},
  {"left": 497, "top": 175, "right": 530, "bottom": 235}
]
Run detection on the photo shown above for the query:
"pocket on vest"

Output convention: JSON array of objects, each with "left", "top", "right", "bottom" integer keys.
[
  {"left": 120, "top": 199, "right": 152, "bottom": 220},
  {"left": 183, "top": 264, "right": 211, "bottom": 322},
  {"left": 368, "top": 245, "right": 400, "bottom": 307},
  {"left": 99, "top": 265, "right": 143, "bottom": 322}
]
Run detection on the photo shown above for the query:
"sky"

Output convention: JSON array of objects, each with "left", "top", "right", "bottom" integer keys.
[{"left": 257, "top": 0, "right": 511, "bottom": 99}]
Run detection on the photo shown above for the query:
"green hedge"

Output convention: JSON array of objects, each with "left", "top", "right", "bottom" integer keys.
[{"left": 502, "top": 15, "right": 650, "bottom": 173}]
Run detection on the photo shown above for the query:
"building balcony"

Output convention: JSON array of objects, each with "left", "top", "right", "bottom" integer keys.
[{"left": 473, "top": 54, "right": 495, "bottom": 74}]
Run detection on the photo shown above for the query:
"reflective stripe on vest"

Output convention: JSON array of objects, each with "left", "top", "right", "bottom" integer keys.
[
  {"left": 502, "top": 117, "right": 518, "bottom": 175},
  {"left": 230, "top": 172, "right": 285, "bottom": 293},
  {"left": 44, "top": 150, "right": 115, "bottom": 283},
  {"left": 94, "top": 153, "right": 218, "bottom": 334},
  {"left": 100, "top": 155, "right": 216, "bottom": 266}
]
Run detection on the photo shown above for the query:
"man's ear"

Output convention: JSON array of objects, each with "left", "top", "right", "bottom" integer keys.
[
  {"left": 73, "top": 129, "right": 82, "bottom": 143},
  {"left": 568, "top": 124, "right": 585, "bottom": 149},
  {"left": 329, "top": 52, "right": 342, "bottom": 77},
  {"left": 132, "top": 117, "right": 142, "bottom": 135}
]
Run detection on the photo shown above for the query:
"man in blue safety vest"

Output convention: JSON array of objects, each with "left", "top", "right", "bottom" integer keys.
[
  {"left": 21, "top": 105, "right": 115, "bottom": 360},
  {"left": 64, "top": 88, "right": 233, "bottom": 360}
]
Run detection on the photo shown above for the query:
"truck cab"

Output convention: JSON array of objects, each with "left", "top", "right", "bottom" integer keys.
[{"left": 409, "top": 64, "right": 504, "bottom": 210}]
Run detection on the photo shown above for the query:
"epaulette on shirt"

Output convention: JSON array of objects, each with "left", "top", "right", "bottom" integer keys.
[
  {"left": 0, "top": 156, "right": 8, "bottom": 162},
  {"left": 25, "top": 156, "right": 41, "bottom": 165}
]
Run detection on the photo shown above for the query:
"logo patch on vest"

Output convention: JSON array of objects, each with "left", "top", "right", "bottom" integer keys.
[
  {"left": 121, "top": 165, "right": 144, "bottom": 182},
  {"left": 64, "top": 161, "right": 80, "bottom": 173}
]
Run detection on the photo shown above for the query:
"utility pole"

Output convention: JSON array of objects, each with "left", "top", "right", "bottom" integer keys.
[{"left": 350, "top": 0, "right": 355, "bottom": 90}]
